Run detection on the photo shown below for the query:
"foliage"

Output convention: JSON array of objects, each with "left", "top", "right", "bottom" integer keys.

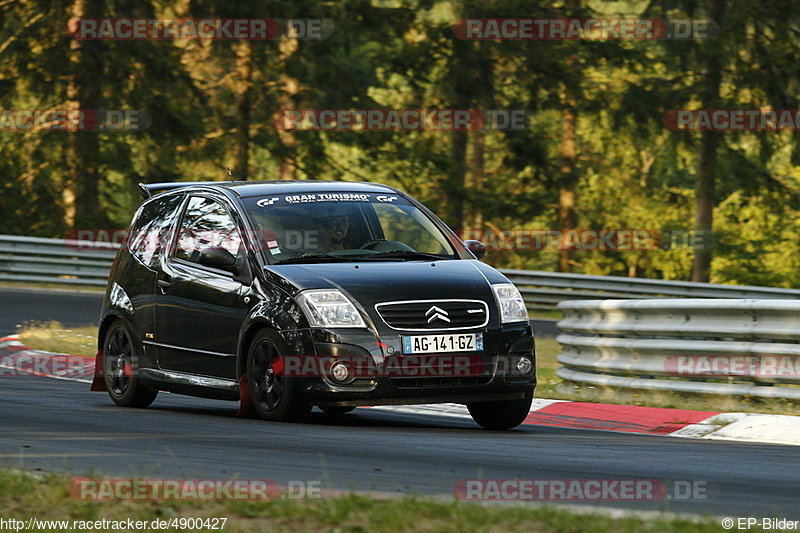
[{"left": 1, "top": 0, "right": 799, "bottom": 286}]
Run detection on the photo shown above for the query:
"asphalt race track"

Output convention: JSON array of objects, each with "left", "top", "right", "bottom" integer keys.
[
  {"left": 0, "top": 287, "right": 105, "bottom": 333},
  {"left": 1, "top": 287, "right": 798, "bottom": 519}
]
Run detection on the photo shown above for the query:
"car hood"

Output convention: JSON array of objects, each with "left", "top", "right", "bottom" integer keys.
[{"left": 265, "top": 259, "right": 508, "bottom": 307}]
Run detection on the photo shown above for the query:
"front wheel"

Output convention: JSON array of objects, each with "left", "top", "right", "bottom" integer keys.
[
  {"left": 247, "top": 330, "right": 310, "bottom": 422},
  {"left": 103, "top": 320, "right": 158, "bottom": 408},
  {"left": 467, "top": 393, "right": 533, "bottom": 430}
]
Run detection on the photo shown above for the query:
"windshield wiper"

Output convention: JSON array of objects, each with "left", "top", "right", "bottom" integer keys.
[
  {"left": 274, "top": 251, "right": 451, "bottom": 264},
  {"left": 273, "top": 254, "right": 352, "bottom": 265},
  {"left": 349, "top": 250, "right": 450, "bottom": 261}
]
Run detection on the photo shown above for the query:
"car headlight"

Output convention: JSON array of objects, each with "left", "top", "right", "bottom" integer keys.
[
  {"left": 492, "top": 283, "right": 528, "bottom": 324},
  {"left": 296, "top": 289, "right": 366, "bottom": 328}
]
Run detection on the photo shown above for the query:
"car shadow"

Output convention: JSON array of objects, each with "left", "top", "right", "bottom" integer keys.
[{"left": 143, "top": 400, "right": 541, "bottom": 432}]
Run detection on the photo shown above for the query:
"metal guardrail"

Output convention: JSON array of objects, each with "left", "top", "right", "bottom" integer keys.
[
  {"left": 2, "top": 232, "right": 800, "bottom": 307},
  {"left": 500, "top": 269, "right": 800, "bottom": 310},
  {"left": 556, "top": 299, "right": 800, "bottom": 399},
  {"left": 0, "top": 235, "right": 118, "bottom": 287}
]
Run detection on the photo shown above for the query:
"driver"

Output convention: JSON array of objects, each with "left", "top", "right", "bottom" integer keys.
[{"left": 314, "top": 205, "right": 350, "bottom": 252}]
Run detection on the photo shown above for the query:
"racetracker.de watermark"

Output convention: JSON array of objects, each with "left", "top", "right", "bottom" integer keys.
[
  {"left": 665, "top": 355, "right": 800, "bottom": 379},
  {"left": 454, "top": 18, "right": 718, "bottom": 40},
  {"left": 454, "top": 479, "right": 708, "bottom": 501},
  {"left": 64, "top": 228, "right": 716, "bottom": 253},
  {"left": 67, "top": 18, "right": 333, "bottom": 40},
  {"left": 0, "top": 353, "right": 93, "bottom": 379},
  {"left": 458, "top": 229, "right": 714, "bottom": 251},
  {"left": 272, "top": 109, "right": 529, "bottom": 131},
  {"left": 269, "top": 354, "right": 494, "bottom": 379},
  {"left": 89, "top": 354, "right": 530, "bottom": 382},
  {"left": 65, "top": 228, "right": 322, "bottom": 253},
  {"left": 0, "top": 109, "right": 150, "bottom": 132},
  {"left": 664, "top": 109, "right": 800, "bottom": 131},
  {"left": 69, "top": 478, "right": 321, "bottom": 501}
]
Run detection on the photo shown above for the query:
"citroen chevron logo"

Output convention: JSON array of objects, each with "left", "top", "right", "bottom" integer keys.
[{"left": 425, "top": 305, "right": 450, "bottom": 323}]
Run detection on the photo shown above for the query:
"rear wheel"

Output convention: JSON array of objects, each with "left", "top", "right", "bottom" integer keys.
[
  {"left": 247, "top": 330, "right": 310, "bottom": 422},
  {"left": 319, "top": 406, "right": 356, "bottom": 416},
  {"left": 103, "top": 320, "right": 158, "bottom": 408},
  {"left": 467, "top": 393, "right": 533, "bottom": 430}
]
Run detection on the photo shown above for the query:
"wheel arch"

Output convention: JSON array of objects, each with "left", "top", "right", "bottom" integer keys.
[
  {"left": 236, "top": 301, "right": 313, "bottom": 378},
  {"left": 97, "top": 310, "right": 127, "bottom": 351},
  {"left": 237, "top": 320, "right": 274, "bottom": 378}
]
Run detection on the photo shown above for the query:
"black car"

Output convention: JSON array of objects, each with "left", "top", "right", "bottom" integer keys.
[{"left": 92, "top": 180, "right": 536, "bottom": 429}]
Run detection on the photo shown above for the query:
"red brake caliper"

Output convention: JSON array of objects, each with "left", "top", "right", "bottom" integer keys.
[{"left": 272, "top": 355, "right": 284, "bottom": 376}]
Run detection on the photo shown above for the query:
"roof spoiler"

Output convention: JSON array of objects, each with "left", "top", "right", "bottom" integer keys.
[{"left": 137, "top": 181, "right": 233, "bottom": 199}]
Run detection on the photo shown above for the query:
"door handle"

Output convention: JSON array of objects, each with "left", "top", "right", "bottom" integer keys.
[{"left": 157, "top": 278, "right": 172, "bottom": 289}]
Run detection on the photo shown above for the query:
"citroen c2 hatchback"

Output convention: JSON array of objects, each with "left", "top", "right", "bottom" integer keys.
[{"left": 92, "top": 180, "right": 536, "bottom": 429}]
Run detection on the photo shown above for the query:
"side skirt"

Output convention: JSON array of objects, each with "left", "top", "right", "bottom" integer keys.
[{"left": 138, "top": 368, "right": 240, "bottom": 401}]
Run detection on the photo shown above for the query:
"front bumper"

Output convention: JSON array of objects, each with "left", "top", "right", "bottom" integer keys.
[
  {"left": 308, "top": 380, "right": 534, "bottom": 407},
  {"left": 283, "top": 321, "right": 536, "bottom": 406}
]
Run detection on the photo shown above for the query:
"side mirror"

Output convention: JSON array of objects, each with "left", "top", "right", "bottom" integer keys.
[
  {"left": 199, "top": 246, "right": 237, "bottom": 271},
  {"left": 463, "top": 240, "right": 486, "bottom": 260}
]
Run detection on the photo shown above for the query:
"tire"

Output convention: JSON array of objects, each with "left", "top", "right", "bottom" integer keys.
[
  {"left": 319, "top": 406, "right": 356, "bottom": 415},
  {"left": 467, "top": 393, "right": 533, "bottom": 430},
  {"left": 103, "top": 320, "right": 158, "bottom": 408},
  {"left": 247, "top": 330, "right": 310, "bottom": 422}
]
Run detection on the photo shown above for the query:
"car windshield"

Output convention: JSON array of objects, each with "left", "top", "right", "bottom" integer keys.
[{"left": 242, "top": 192, "right": 458, "bottom": 263}]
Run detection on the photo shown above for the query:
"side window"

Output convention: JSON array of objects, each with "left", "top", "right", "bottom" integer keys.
[
  {"left": 173, "top": 196, "right": 242, "bottom": 265},
  {"left": 128, "top": 194, "right": 182, "bottom": 269}
]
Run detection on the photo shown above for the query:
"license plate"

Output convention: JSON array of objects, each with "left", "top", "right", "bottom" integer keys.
[{"left": 401, "top": 333, "right": 483, "bottom": 354}]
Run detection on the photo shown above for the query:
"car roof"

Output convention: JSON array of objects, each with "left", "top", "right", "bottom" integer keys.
[{"left": 139, "top": 180, "right": 399, "bottom": 199}]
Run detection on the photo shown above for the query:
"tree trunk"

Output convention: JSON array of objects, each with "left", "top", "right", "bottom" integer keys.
[
  {"left": 233, "top": 39, "right": 253, "bottom": 179},
  {"left": 555, "top": 0, "right": 583, "bottom": 272},
  {"left": 276, "top": 28, "right": 300, "bottom": 180},
  {"left": 691, "top": 132, "right": 720, "bottom": 281},
  {"left": 691, "top": 0, "right": 726, "bottom": 282},
  {"left": 65, "top": 0, "right": 104, "bottom": 230},
  {"left": 448, "top": 130, "right": 468, "bottom": 229},
  {"left": 445, "top": 30, "right": 473, "bottom": 231},
  {"left": 557, "top": 86, "right": 578, "bottom": 273},
  {"left": 466, "top": 129, "right": 485, "bottom": 229},
  {"left": 64, "top": 0, "right": 83, "bottom": 228}
]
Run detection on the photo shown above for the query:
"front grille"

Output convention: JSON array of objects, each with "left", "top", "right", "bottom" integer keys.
[
  {"left": 390, "top": 376, "right": 492, "bottom": 388},
  {"left": 375, "top": 299, "right": 489, "bottom": 331}
]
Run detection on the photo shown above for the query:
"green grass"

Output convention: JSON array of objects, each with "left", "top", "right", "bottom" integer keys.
[
  {"left": 17, "top": 321, "right": 97, "bottom": 357},
  {"left": 0, "top": 281, "right": 105, "bottom": 293},
  {"left": 528, "top": 309, "right": 564, "bottom": 320},
  {"left": 0, "top": 470, "right": 731, "bottom": 533}
]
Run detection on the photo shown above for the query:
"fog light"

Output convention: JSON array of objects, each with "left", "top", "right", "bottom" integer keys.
[
  {"left": 516, "top": 356, "right": 533, "bottom": 375},
  {"left": 330, "top": 361, "right": 352, "bottom": 383}
]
